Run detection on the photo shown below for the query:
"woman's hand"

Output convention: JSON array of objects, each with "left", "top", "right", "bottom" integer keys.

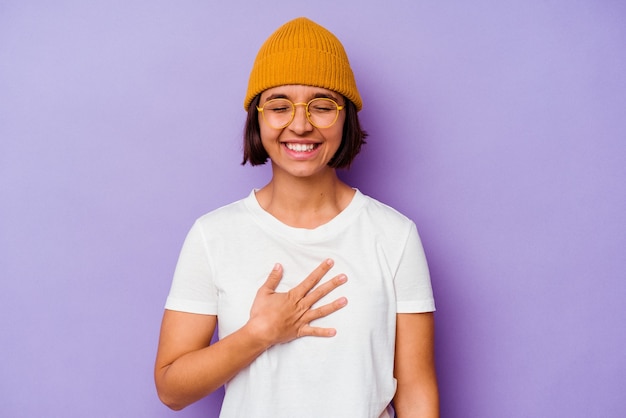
[
  {"left": 393, "top": 312, "right": 439, "bottom": 417},
  {"left": 155, "top": 258, "right": 347, "bottom": 410},
  {"left": 246, "top": 259, "right": 348, "bottom": 348}
]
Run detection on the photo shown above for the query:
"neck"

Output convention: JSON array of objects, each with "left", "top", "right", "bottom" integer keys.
[{"left": 255, "top": 166, "right": 354, "bottom": 229}]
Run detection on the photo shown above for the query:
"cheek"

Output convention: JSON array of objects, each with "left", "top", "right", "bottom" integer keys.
[
  {"left": 259, "top": 124, "right": 280, "bottom": 153},
  {"left": 330, "top": 119, "right": 346, "bottom": 145},
  {"left": 258, "top": 118, "right": 272, "bottom": 142},
  {"left": 259, "top": 126, "right": 273, "bottom": 144}
]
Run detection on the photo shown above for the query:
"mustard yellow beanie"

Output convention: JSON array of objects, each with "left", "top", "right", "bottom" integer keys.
[{"left": 244, "top": 17, "right": 362, "bottom": 111}]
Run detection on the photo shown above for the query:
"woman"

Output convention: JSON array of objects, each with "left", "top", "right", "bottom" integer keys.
[{"left": 155, "top": 17, "right": 438, "bottom": 417}]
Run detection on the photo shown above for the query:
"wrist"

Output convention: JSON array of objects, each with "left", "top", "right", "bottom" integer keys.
[{"left": 240, "top": 320, "right": 275, "bottom": 352}]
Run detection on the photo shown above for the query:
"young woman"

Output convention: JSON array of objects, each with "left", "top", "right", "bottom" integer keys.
[{"left": 155, "top": 17, "right": 438, "bottom": 418}]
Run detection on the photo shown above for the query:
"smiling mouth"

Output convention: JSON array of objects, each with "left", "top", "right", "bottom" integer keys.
[{"left": 284, "top": 143, "right": 319, "bottom": 152}]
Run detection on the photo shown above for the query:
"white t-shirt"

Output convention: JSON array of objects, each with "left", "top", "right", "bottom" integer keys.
[{"left": 166, "top": 189, "right": 435, "bottom": 418}]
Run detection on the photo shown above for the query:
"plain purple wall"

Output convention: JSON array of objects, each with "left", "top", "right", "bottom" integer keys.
[{"left": 1, "top": 1, "right": 625, "bottom": 417}]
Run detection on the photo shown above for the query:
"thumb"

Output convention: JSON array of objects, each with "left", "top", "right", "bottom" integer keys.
[{"left": 261, "top": 263, "right": 283, "bottom": 292}]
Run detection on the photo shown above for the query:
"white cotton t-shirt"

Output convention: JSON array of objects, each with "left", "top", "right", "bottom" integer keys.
[{"left": 165, "top": 189, "right": 435, "bottom": 418}]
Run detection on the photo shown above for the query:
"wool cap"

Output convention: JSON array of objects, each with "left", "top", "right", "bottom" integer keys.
[{"left": 244, "top": 17, "right": 362, "bottom": 111}]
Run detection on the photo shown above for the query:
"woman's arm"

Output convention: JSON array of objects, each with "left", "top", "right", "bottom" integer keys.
[
  {"left": 393, "top": 312, "right": 439, "bottom": 418},
  {"left": 154, "top": 259, "right": 348, "bottom": 410}
]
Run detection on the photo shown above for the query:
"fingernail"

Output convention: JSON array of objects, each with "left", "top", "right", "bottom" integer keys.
[
  {"left": 326, "top": 258, "right": 334, "bottom": 266},
  {"left": 273, "top": 263, "right": 281, "bottom": 271},
  {"left": 339, "top": 297, "right": 348, "bottom": 306},
  {"left": 338, "top": 274, "right": 347, "bottom": 283}
]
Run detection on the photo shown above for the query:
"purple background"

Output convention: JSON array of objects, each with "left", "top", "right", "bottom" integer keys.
[{"left": 1, "top": 1, "right": 625, "bottom": 417}]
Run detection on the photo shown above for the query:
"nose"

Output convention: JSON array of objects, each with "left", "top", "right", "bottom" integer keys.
[{"left": 288, "top": 103, "right": 313, "bottom": 134}]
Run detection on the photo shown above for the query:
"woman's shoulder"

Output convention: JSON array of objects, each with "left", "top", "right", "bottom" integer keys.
[
  {"left": 193, "top": 192, "right": 255, "bottom": 228},
  {"left": 358, "top": 191, "right": 414, "bottom": 227}
]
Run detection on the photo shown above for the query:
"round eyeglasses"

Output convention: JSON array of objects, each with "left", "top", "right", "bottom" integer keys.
[{"left": 257, "top": 98, "right": 345, "bottom": 129}]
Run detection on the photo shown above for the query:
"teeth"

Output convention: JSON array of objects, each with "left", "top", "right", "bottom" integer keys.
[{"left": 285, "top": 143, "right": 316, "bottom": 152}]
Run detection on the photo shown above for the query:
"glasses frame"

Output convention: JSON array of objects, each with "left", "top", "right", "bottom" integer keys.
[{"left": 257, "top": 97, "right": 345, "bottom": 129}]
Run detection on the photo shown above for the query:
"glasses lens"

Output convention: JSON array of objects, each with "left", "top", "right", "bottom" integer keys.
[
  {"left": 308, "top": 98, "right": 339, "bottom": 128},
  {"left": 262, "top": 99, "right": 293, "bottom": 128}
]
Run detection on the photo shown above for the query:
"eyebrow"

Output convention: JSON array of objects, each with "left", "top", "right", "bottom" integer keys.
[{"left": 264, "top": 92, "right": 341, "bottom": 102}]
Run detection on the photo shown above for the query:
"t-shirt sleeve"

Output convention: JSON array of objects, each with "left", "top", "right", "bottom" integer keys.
[
  {"left": 164, "top": 220, "right": 218, "bottom": 315},
  {"left": 394, "top": 223, "right": 436, "bottom": 313}
]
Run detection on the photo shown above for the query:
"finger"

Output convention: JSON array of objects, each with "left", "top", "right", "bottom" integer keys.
[
  {"left": 298, "top": 324, "right": 338, "bottom": 338},
  {"left": 302, "top": 296, "right": 348, "bottom": 324},
  {"left": 261, "top": 263, "right": 283, "bottom": 292},
  {"left": 290, "top": 258, "right": 334, "bottom": 299},
  {"left": 302, "top": 274, "right": 348, "bottom": 306}
]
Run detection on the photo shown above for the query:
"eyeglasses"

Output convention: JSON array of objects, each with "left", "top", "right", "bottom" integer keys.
[{"left": 257, "top": 98, "right": 345, "bottom": 129}]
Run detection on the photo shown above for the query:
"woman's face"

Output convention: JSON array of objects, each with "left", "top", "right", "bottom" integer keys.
[{"left": 258, "top": 84, "right": 346, "bottom": 179}]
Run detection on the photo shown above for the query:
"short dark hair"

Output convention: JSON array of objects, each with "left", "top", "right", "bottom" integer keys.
[{"left": 242, "top": 95, "right": 367, "bottom": 168}]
